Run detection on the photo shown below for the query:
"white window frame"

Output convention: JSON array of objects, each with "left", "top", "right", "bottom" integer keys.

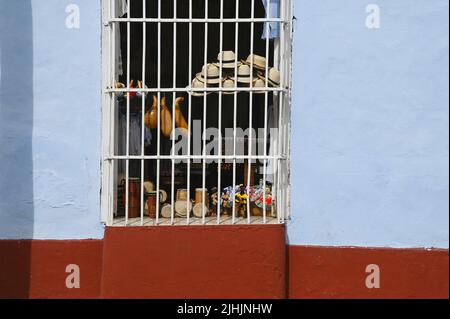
[{"left": 101, "top": 0, "right": 293, "bottom": 226}]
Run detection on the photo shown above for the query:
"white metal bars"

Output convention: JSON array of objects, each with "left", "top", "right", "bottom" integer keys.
[{"left": 101, "top": 0, "right": 293, "bottom": 226}]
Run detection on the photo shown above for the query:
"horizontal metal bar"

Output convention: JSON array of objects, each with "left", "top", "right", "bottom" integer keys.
[
  {"left": 107, "top": 18, "right": 287, "bottom": 23},
  {"left": 105, "top": 155, "right": 288, "bottom": 161},
  {"left": 105, "top": 87, "right": 288, "bottom": 93}
]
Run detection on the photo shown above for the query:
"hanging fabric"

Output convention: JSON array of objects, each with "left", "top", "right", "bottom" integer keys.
[
  {"left": 115, "top": 0, "right": 128, "bottom": 76},
  {"left": 261, "top": 0, "right": 280, "bottom": 40},
  {"left": 118, "top": 112, "right": 152, "bottom": 174}
]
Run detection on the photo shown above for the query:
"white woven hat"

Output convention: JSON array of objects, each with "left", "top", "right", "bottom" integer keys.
[
  {"left": 253, "top": 77, "right": 267, "bottom": 94},
  {"left": 243, "top": 54, "right": 267, "bottom": 71},
  {"left": 188, "top": 77, "right": 211, "bottom": 96},
  {"left": 237, "top": 64, "right": 253, "bottom": 84},
  {"left": 222, "top": 77, "right": 237, "bottom": 94},
  {"left": 260, "top": 68, "right": 280, "bottom": 87},
  {"left": 196, "top": 64, "right": 222, "bottom": 84},
  {"left": 213, "top": 51, "right": 242, "bottom": 69}
]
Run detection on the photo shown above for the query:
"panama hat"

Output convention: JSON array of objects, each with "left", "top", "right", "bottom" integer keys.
[
  {"left": 243, "top": 54, "right": 267, "bottom": 71},
  {"left": 213, "top": 51, "right": 242, "bottom": 69},
  {"left": 221, "top": 77, "right": 238, "bottom": 94},
  {"left": 260, "top": 68, "right": 280, "bottom": 87},
  {"left": 187, "top": 77, "right": 212, "bottom": 96},
  {"left": 196, "top": 64, "right": 222, "bottom": 84},
  {"left": 253, "top": 78, "right": 267, "bottom": 94},
  {"left": 237, "top": 64, "right": 254, "bottom": 84}
]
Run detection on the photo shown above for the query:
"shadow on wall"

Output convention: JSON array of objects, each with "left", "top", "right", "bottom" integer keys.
[{"left": 0, "top": 0, "right": 34, "bottom": 298}]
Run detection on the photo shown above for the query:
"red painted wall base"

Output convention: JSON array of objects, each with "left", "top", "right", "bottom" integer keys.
[
  {"left": 0, "top": 240, "right": 102, "bottom": 299},
  {"left": 101, "top": 225, "right": 286, "bottom": 299},
  {"left": 0, "top": 228, "right": 448, "bottom": 299},
  {"left": 288, "top": 245, "right": 449, "bottom": 299}
]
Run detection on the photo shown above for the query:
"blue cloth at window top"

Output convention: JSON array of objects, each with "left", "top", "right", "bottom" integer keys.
[{"left": 261, "top": 0, "right": 280, "bottom": 39}]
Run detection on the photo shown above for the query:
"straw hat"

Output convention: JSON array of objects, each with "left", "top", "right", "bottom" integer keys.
[
  {"left": 237, "top": 64, "right": 253, "bottom": 84},
  {"left": 222, "top": 77, "right": 238, "bottom": 94},
  {"left": 260, "top": 68, "right": 280, "bottom": 87},
  {"left": 243, "top": 54, "right": 267, "bottom": 71},
  {"left": 253, "top": 78, "right": 267, "bottom": 94},
  {"left": 187, "top": 77, "right": 211, "bottom": 96},
  {"left": 196, "top": 64, "right": 222, "bottom": 84},
  {"left": 213, "top": 51, "right": 241, "bottom": 69}
]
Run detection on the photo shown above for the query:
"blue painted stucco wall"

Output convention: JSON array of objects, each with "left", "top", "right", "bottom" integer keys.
[
  {"left": 0, "top": 0, "right": 448, "bottom": 247},
  {"left": 287, "top": 0, "right": 449, "bottom": 248},
  {"left": 0, "top": 0, "right": 104, "bottom": 239}
]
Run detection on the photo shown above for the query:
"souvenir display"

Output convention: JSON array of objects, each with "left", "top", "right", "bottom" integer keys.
[
  {"left": 113, "top": 61, "right": 279, "bottom": 221},
  {"left": 188, "top": 51, "right": 280, "bottom": 96},
  {"left": 131, "top": 183, "right": 276, "bottom": 220}
]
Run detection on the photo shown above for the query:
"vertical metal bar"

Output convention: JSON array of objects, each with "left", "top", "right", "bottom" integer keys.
[
  {"left": 140, "top": 0, "right": 147, "bottom": 226},
  {"left": 171, "top": 0, "right": 177, "bottom": 225},
  {"left": 125, "top": 0, "right": 131, "bottom": 226},
  {"left": 107, "top": 0, "right": 114, "bottom": 226},
  {"left": 232, "top": 0, "right": 239, "bottom": 225},
  {"left": 286, "top": 0, "right": 294, "bottom": 221},
  {"left": 247, "top": 0, "right": 255, "bottom": 224},
  {"left": 156, "top": 0, "right": 162, "bottom": 225},
  {"left": 186, "top": 0, "right": 193, "bottom": 225},
  {"left": 111, "top": 0, "right": 119, "bottom": 226},
  {"left": 277, "top": 0, "right": 285, "bottom": 224},
  {"left": 202, "top": 0, "right": 208, "bottom": 225},
  {"left": 216, "top": 0, "right": 224, "bottom": 224},
  {"left": 272, "top": 4, "right": 281, "bottom": 221},
  {"left": 263, "top": 0, "right": 271, "bottom": 224}
]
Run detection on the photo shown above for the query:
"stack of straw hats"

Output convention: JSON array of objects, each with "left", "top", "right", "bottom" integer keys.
[{"left": 187, "top": 51, "right": 280, "bottom": 96}]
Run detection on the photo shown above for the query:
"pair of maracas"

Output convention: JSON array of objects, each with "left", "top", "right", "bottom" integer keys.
[{"left": 144, "top": 96, "right": 188, "bottom": 138}]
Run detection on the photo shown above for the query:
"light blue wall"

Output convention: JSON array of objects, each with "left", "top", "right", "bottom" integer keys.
[
  {"left": 0, "top": 0, "right": 104, "bottom": 239},
  {"left": 288, "top": 0, "right": 449, "bottom": 248}
]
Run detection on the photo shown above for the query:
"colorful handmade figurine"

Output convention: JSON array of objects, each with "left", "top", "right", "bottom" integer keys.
[{"left": 235, "top": 184, "right": 248, "bottom": 217}]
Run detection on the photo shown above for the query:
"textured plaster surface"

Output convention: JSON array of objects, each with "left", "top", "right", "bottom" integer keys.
[{"left": 288, "top": 0, "right": 449, "bottom": 248}]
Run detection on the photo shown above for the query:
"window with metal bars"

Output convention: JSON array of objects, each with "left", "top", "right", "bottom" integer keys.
[{"left": 101, "top": 0, "right": 292, "bottom": 226}]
